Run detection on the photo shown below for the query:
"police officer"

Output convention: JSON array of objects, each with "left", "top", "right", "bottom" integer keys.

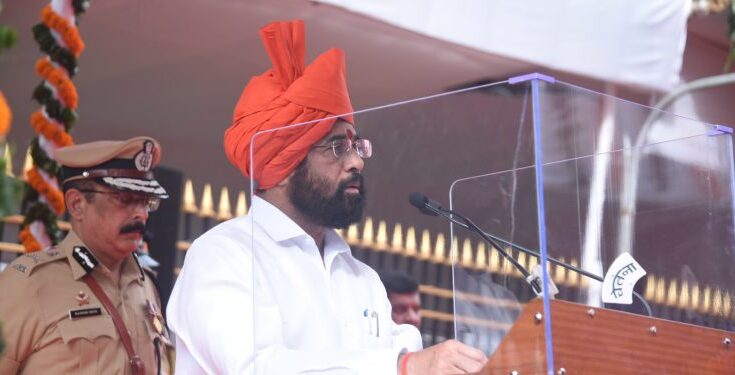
[{"left": 0, "top": 137, "right": 173, "bottom": 374}]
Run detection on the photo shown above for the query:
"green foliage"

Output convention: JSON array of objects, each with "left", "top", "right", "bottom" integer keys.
[
  {"left": 32, "top": 84, "right": 78, "bottom": 128},
  {"left": 0, "top": 146, "right": 24, "bottom": 217},
  {"left": 23, "top": 200, "right": 63, "bottom": 244},
  {"left": 73, "top": 0, "right": 91, "bottom": 15},
  {"left": 30, "top": 138, "right": 61, "bottom": 177},
  {"left": 0, "top": 26, "right": 17, "bottom": 52},
  {"left": 0, "top": 0, "right": 18, "bottom": 53},
  {"left": 32, "top": 24, "right": 78, "bottom": 76}
]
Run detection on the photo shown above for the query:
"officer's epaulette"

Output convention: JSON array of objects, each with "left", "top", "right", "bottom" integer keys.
[{"left": 8, "top": 247, "right": 66, "bottom": 276}]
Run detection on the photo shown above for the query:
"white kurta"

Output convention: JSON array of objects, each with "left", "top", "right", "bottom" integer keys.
[{"left": 167, "top": 196, "right": 422, "bottom": 374}]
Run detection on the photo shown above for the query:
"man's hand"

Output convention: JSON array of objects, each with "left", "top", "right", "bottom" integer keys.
[{"left": 404, "top": 339, "right": 487, "bottom": 374}]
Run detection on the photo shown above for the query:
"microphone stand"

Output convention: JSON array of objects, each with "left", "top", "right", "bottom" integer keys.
[
  {"left": 419, "top": 197, "right": 653, "bottom": 316},
  {"left": 422, "top": 204, "right": 543, "bottom": 296}
]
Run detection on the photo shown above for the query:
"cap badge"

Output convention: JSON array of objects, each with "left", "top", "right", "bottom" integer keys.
[{"left": 134, "top": 140, "right": 155, "bottom": 172}]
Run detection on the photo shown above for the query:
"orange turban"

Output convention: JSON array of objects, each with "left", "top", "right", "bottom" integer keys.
[{"left": 224, "top": 20, "right": 354, "bottom": 189}]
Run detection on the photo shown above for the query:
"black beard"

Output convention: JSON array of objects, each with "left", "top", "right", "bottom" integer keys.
[{"left": 288, "top": 162, "right": 366, "bottom": 229}]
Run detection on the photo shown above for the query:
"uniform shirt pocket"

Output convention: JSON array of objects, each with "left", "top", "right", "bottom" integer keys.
[
  {"left": 57, "top": 314, "right": 118, "bottom": 375},
  {"left": 57, "top": 314, "right": 118, "bottom": 343}
]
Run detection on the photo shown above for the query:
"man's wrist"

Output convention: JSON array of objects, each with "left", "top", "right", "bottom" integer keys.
[
  {"left": 396, "top": 349, "right": 407, "bottom": 373},
  {"left": 398, "top": 350, "right": 413, "bottom": 375}
]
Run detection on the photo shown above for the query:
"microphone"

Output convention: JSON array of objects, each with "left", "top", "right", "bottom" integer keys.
[
  {"left": 408, "top": 192, "right": 441, "bottom": 217},
  {"left": 408, "top": 192, "right": 653, "bottom": 315},
  {"left": 408, "top": 192, "right": 542, "bottom": 296}
]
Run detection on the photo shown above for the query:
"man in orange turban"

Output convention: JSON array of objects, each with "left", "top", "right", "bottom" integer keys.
[
  {"left": 224, "top": 20, "right": 354, "bottom": 190},
  {"left": 168, "top": 20, "right": 487, "bottom": 375}
]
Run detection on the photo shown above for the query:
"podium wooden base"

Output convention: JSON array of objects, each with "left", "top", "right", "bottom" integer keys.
[{"left": 481, "top": 299, "right": 734, "bottom": 374}]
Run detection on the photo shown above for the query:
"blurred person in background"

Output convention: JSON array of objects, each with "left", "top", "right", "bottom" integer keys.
[{"left": 380, "top": 271, "right": 422, "bottom": 330}]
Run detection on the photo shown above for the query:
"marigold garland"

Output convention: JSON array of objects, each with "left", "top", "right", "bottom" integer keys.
[
  {"left": 26, "top": 167, "right": 64, "bottom": 215},
  {"left": 35, "top": 58, "right": 78, "bottom": 109},
  {"left": 23, "top": 0, "right": 91, "bottom": 252},
  {"left": 0, "top": 91, "right": 10, "bottom": 138},
  {"left": 40, "top": 5, "right": 84, "bottom": 57},
  {"left": 32, "top": 84, "right": 77, "bottom": 126},
  {"left": 32, "top": 24, "right": 78, "bottom": 76},
  {"left": 22, "top": 200, "right": 64, "bottom": 247},
  {"left": 30, "top": 110, "right": 73, "bottom": 147},
  {"left": 19, "top": 226, "right": 43, "bottom": 253},
  {"left": 29, "top": 137, "right": 61, "bottom": 177}
]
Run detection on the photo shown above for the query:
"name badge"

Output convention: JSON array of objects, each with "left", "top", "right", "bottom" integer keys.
[{"left": 69, "top": 307, "right": 102, "bottom": 319}]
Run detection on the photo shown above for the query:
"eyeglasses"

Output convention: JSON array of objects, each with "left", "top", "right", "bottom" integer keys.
[
  {"left": 77, "top": 190, "right": 161, "bottom": 212},
  {"left": 312, "top": 138, "right": 373, "bottom": 159}
]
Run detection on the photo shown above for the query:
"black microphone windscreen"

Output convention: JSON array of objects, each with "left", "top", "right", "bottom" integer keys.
[
  {"left": 408, "top": 192, "right": 438, "bottom": 216},
  {"left": 408, "top": 192, "right": 426, "bottom": 209}
]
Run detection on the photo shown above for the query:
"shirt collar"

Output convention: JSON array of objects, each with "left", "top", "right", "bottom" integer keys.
[
  {"left": 60, "top": 230, "right": 144, "bottom": 282},
  {"left": 323, "top": 228, "right": 352, "bottom": 268},
  {"left": 60, "top": 230, "right": 90, "bottom": 280},
  {"left": 251, "top": 195, "right": 352, "bottom": 258},
  {"left": 251, "top": 195, "right": 309, "bottom": 242}
]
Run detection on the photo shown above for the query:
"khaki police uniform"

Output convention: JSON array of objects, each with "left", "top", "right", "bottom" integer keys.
[
  {"left": 0, "top": 137, "right": 173, "bottom": 374},
  {"left": 0, "top": 232, "right": 173, "bottom": 374}
]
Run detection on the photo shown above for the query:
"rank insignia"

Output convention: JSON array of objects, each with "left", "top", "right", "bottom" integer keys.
[
  {"left": 26, "top": 253, "right": 41, "bottom": 264},
  {"left": 76, "top": 290, "right": 90, "bottom": 306},
  {"left": 72, "top": 246, "right": 98, "bottom": 272},
  {"left": 147, "top": 300, "right": 164, "bottom": 334},
  {"left": 153, "top": 316, "right": 163, "bottom": 334},
  {"left": 12, "top": 263, "right": 27, "bottom": 274}
]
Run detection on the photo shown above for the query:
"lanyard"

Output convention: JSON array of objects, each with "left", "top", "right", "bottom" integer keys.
[{"left": 82, "top": 273, "right": 145, "bottom": 375}]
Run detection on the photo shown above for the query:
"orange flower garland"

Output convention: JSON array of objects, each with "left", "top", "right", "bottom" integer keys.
[
  {"left": 40, "top": 5, "right": 84, "bottom": 57},
  {"left": 30, "top": 110, "right": 74, "bottom": 147},
  {"left": 35, "top": 58, "right": 78, "bottom": 109},
  {"left": 23, "top": 1, "right": 91, "bottom": 252},
  {"left": 0, "top": 91, "right": 11, "bottom": 138},
  {"left": 19, "top": 226, "right": 43, "bottom": 253},
  {"left": 26, "top": 167, "right": 65, "bottom": 215}
]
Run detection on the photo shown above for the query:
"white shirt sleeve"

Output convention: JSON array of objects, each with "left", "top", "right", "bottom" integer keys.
[{"left": 167, "top": 231, "right": 416, "bottom": 375}]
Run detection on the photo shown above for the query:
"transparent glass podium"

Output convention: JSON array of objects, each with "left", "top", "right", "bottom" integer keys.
[{"left": 249, "top": 73, "right": 735, "bottom": 373}]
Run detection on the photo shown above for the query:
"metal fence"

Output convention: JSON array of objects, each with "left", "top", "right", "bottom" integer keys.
[{"left": 1, "top": 178, "right": 733, "bottom": 346}]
